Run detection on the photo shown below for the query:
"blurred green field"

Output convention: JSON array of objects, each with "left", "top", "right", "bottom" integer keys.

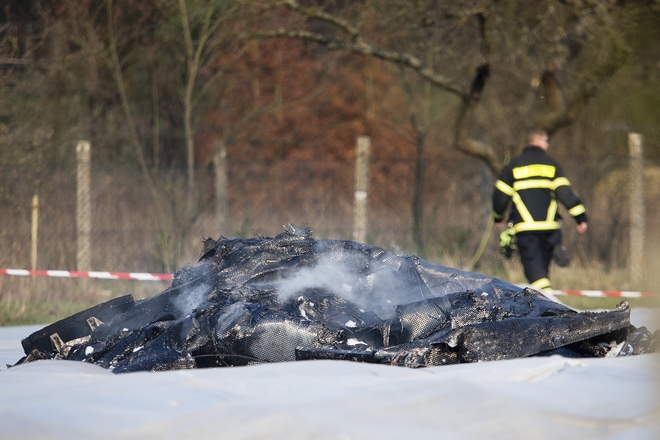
[
  {"left": 0, "top": 276, "right": 169, "bottom": 326},
  {"left": 0, "top": 300, "right": 96, "bottom": 326}
]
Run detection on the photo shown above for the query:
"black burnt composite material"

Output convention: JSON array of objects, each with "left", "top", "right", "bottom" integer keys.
[{"left": 17, "top": 225, "right": 658, "bottom": 373}]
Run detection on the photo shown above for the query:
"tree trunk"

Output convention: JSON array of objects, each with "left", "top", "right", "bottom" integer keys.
[
  {"left": 214, "top": 140, "right": 228, "bottom": 236},
  {"left": 184, "top": 77, "right": 195, "bottom": 219},
  {"left": 412, "top": 129, "right": 425, "bottom": 252}
]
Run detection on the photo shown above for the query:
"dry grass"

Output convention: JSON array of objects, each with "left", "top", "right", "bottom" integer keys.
[
  {"left": 1, "top": 156, "right": 659, "bottom": 325},
  {"left": 0, "top": 276, "right": 171, "bottom": 325}
]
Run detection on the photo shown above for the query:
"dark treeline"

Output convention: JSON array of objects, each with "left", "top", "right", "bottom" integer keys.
[{"left": 1, "top": 0, "right": 660, "bottom": 301}]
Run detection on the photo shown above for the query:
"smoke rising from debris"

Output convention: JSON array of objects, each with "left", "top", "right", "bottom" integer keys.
[
  {"left": 272, "top": 253, "right": 415, "bottom": 318},
  {"left": 275, "top": 254, "right": 359, "bottom": 301},
  {"left": 173, "top": 281, "right": 213, "bottom": 315}
]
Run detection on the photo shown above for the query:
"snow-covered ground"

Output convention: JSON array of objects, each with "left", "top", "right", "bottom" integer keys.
[{"left": 1, "top": 309, "right": 659, "bottom": 439}]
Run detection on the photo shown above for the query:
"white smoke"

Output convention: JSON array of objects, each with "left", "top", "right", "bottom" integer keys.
[
  {"left": 272, "top": 253, "right": 412, "bottom": 318},
  {"left": 275, "top": 254, "right": 359, "bottom": 302},
  {"left": 172, "top": 282, "right": 213, "bottom": 315}
]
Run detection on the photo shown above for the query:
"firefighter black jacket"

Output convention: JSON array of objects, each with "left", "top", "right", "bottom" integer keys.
[{"left": 493, "top": 146, "right": 588, "bottom": 233}]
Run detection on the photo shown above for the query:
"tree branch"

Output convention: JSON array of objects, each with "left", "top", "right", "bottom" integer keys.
[
  {"left": 539, "top": 0, "right": 629, "bottom": 135},
  {"left": 452, "top": 10, "right": 500, "bottom": 174},
  {"left": 281, "top": 0, "right": 360, "bottom": 40},
  {"left": 0, "top": 58, "right": 48, "bottom": 68},
  {"left": 106, "top": 0, "right": 163, "bottom": 218},
  {"left": 250, "top": 29, "right": 468, "bottom": 97},
  {"left": 454, "top": 92, "right": 500, "bottom": 174}
]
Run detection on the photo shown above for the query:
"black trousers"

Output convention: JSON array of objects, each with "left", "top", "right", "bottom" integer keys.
[{"left": 516, "top": 229, "right": 562, "bottom": 287}]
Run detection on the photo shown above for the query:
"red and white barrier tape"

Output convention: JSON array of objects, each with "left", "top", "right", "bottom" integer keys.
[
  {"left": 0, "top": 269, "right": 173, "bottom": 281},
  {"left": 551, "top": 289, "right": 658, "bottom": 299},
  {"left": 1, "top": 269, "right": 658, "bottom": 297}
]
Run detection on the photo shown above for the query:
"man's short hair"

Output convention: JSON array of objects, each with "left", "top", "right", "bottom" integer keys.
[{"left": 527, "top": 126, "right": 548, "bottom": 143}]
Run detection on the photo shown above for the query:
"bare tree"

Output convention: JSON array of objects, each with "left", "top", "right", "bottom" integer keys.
[
  {"left": 176, "top": 0, "right": 241, "bottom": 219},
  {"left": 254, "top": 1, "right": 628, "bottom": 169},
  {"left": 247, "top": 0, "right": 631, "bottom": 248}
]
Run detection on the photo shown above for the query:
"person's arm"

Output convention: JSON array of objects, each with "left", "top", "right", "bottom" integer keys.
[
  {"left": 553, "top": 164, "right": 588, "bottom": 232},
  {"left": 492, "top": 167, "right": 513, "bottom": 225}
]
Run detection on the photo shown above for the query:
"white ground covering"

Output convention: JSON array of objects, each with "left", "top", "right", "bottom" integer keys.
[{"left": 1, "top": 309, "right": 659, "bottom": 439}]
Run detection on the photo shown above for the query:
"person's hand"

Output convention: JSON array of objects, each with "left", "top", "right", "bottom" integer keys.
[{"left": 576, "top": 222, "right": 587, "bottom": 234}]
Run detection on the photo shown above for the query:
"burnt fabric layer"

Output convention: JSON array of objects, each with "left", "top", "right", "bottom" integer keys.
[{"left": 17, "top": 225, "right": 659, "bottom": 373}]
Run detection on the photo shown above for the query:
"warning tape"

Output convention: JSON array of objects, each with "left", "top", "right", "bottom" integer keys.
[
  {"left": 551, "top": 289, "right": 659, "bottom": 299},
  {"left": 0, "top": 269, "right": 173, "bottom": 281},
  {"left": 1, "top": 269, "right": 658, "bottom": 298}
]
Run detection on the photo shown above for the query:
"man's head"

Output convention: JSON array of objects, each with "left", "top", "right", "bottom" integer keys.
[{"left": 527, "top": 126, "right": 549, "bottom": 151}]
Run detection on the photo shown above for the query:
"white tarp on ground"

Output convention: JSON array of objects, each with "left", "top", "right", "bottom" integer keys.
[{"left": 1, "top": 309, "right": 659, "bottom": 440}]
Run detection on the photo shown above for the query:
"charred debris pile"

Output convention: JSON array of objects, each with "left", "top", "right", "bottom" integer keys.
[{"left": 16, "top": 225, "right": 659, "bottom": 373}]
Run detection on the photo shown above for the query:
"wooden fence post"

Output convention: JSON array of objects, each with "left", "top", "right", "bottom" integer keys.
[
  {"left": 77, "top": 140, "right": 91, "bottom": 272},
  {"left": 628, "top": 133, "right": 645, "bottom": 286},
  {"left": 353, "top": 136, "right": 371, "bottom": 243},
  {"left": 214, "top": 140, "right": 228, "bottom": 236},
  {"left": 31, "top": 194, "right": 39, "bottom": 270}
]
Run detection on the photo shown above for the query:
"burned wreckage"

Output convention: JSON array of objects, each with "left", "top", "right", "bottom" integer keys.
[{"left": 17, "top": 225, "right": 659, "bottom": 373}]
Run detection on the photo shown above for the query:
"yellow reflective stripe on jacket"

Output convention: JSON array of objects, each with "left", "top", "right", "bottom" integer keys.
[
  {"left": 513, "top": 177, "right": 571, "bottom": 191},
  {"left": 569, "top": 204, "right": 586, "bottom": 216},
  {"left": 513, "top": 221, "right": 560, "bottom": 233},
  {"left": 497, "top": 169, "right": 570, "bottom": 232},
  {"left": 513, "top": 179, "right": 553, "bottom": 190},
  {"left": 512, "top": 164, "right": 555, "bottom": 179},
  {"left": 495, "top": 179, "right": 514, "bottom": 196},
  {"left": 511, "top": 193, "right": 535, "bottom": 224}
]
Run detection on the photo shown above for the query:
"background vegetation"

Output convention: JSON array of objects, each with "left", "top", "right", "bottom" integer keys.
[{"left": 1, "top": 0, "right": 659, "bottom": 324}]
